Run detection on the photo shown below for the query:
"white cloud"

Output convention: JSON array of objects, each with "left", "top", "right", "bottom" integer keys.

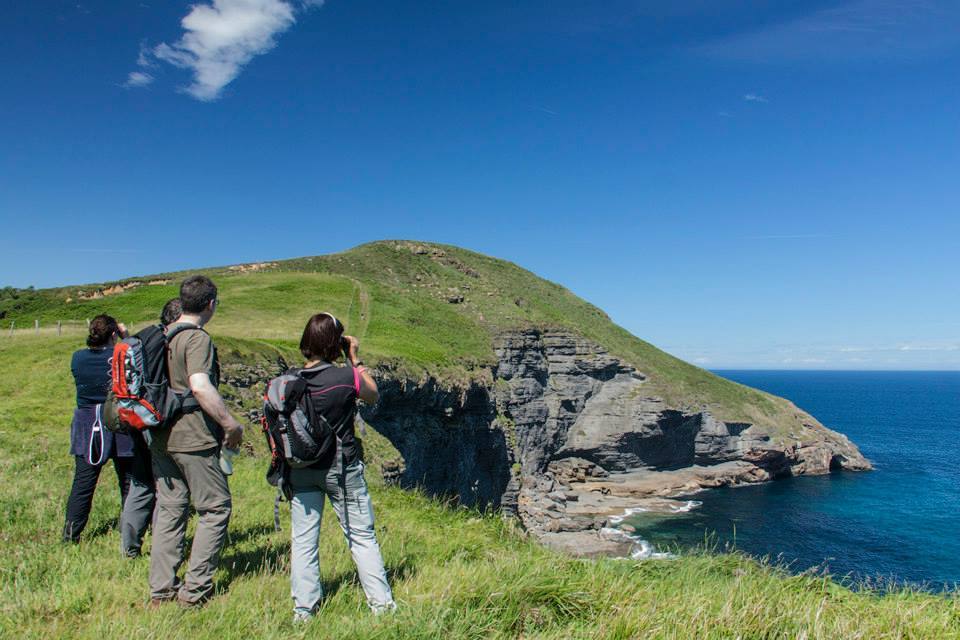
[
  {"left": 838, "top": 343, "right": 959, "bottom": 353},
  {"left": 743, "top": 93, "right": 768, "bottom": 103},
  {"left": 131, "top": 0, "right": 323, "bottom": 101},
  {"left": 125, "top": 71, "right": 154, "bottom": 87},
  {"left": 898, "top": 343, "right": 959, "bottom": 352}
]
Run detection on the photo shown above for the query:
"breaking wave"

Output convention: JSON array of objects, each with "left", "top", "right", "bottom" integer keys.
[{"left": 608, "top": 500, "right": 703, "bottom": 560}]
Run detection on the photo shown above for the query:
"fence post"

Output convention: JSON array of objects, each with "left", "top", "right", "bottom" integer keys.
[
  {"left": 8, "top": 321, "right": 13, "bottom": 337},
  {"left": 35, "top": 319, "right": 39, "bottom": 335},
  {"left": 57, "top": 320, "right": 62, "bottom": 336}
]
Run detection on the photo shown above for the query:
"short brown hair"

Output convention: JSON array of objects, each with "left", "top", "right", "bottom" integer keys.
[
  {"left": 87, "top": 314, "right": 118, "bottom": 348},
  {"left": 160, "top": 298, "right": 182, "bottom": 327},
  {"left": 180, "top": 275, "right": 217, "bottom": 314},
  {"left": 299, "top": 313, "right": 344, "bottom": 362}
]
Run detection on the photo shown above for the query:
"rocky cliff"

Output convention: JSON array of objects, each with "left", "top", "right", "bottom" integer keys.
[{"left": 363, "top": 328, "right": 871, "bottom": 555}]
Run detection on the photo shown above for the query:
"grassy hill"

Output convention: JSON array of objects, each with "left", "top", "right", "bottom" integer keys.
[
  {"left": 2, "top": 241, "right": 955, "bottom": 637},
  {"left": 1, "top": 334, "right": 958, "bottom": 638},
  {"left": 3, "top": 240, "right": 812, "bottom": 439}
]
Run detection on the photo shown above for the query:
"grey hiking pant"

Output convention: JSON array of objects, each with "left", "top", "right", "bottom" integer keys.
[
  {"left": 149, "top": 446, "right": 231, "bottom": 603},
  {"left": 120, "top": 430, "right": 155, "bottom": 557},
  {"left": 289, "top": 460, "right": 395, "bottom": 614},
  {"left": 120, "top": 472, "right": 154, "bottom": 556}
]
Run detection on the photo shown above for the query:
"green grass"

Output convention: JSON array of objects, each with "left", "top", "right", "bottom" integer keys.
[
  {"left": 2, "top": 241, "right": 818, "bottom": 440},
  {"left": 1, "top": 336, "right": 958, "bottom": 638}
]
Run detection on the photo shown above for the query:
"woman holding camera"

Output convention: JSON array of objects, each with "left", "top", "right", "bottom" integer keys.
[
  {"left": 289, "top": 312, "right": 396, "bottom": 622},
  {"left": 63, "top": 314, "right": 136, "bottom": 544}
]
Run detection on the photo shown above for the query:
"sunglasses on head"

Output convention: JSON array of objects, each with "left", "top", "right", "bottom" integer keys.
[{"left": 319, "top": 312, "right": 342, "bottom": 331}]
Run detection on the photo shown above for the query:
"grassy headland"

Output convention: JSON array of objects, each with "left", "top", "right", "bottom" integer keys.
[
  {"left": 1, "top": 335, "right": 958, "bottom": 638},
  {"left": 3, "top": 241, "right": 806, "bottom": 437},
  {"left": 1, "top": 241, "right": 956, "bottom": 638}
]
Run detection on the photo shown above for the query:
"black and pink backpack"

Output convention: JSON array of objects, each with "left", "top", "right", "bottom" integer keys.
[{"left": 261, "top": 365, "right": 342, "bottom": 470}]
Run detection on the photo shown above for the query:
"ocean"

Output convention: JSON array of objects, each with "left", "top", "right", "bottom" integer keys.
[{"left": 622, "top": 370, "right": 960, "bottom": 589}]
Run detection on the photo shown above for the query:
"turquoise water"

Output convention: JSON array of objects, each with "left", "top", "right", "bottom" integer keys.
[{"left": 623, "top": 371, "right": 960, "bottom": 589}]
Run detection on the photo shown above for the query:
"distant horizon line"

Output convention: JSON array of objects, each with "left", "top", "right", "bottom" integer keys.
[{"left": 709, "top": 368, "right": 960, "bottom": 373}]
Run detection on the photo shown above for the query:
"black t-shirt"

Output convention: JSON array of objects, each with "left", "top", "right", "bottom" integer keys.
[{"left": 299, "top": 363, "right": 361, "bottom": 468}]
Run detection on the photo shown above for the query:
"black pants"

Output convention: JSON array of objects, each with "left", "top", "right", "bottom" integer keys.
[{"left": 63, "top": 455, "right": 133, "bottom": 543}]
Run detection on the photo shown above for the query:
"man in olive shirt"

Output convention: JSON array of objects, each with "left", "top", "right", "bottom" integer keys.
[{"left": 149, "top": 275, "right": 244, "bottom": 607}]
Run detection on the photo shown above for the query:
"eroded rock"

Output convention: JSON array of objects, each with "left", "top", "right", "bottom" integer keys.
[{"left": 355, "top": 328, "right": 871, "bottom": 556}]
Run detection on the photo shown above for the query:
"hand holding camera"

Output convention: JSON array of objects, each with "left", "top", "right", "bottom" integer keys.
[{"left": 341, "top": 335, "right": 360, "bottom": 365}]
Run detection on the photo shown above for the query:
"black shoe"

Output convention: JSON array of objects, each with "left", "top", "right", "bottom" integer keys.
[
  {"left": 62, "top": 522, "right": 80, "bottom": 544},
  {"left": 176, "top": 589, "right": 211, "bottom": 609}
]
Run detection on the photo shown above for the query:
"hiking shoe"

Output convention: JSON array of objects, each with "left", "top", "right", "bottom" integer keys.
[
  {"left": 370, "top": 601, "right": 398, "bottom": 616},
  {"left": 293, "top": 609, "right": 314, "bottom": 624},
  {"left": 147, "top": 596, "right": 175, "bottom": 610},
  {"left": 176, "top": 595, "right": 209, "bottom": 609}
]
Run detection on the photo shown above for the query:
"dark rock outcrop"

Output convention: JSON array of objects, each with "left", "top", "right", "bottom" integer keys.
[
  {"left": 359, "top": 329, "right": 870, "bottom": 555},
  {"left": 362, "top": 377, "right": 516, "bottom": 511}
]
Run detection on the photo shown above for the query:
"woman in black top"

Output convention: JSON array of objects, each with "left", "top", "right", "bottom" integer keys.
[
  {"left": 62, "top": 314, "right": 136, "bottom": 543},
  {"left": 288, "top": 312, "right": 396, "bottom": 622}
]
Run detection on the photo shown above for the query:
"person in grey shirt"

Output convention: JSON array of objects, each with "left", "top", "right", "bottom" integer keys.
[{"left": 148, "top": 277, "right": 244, "bottom": 608}]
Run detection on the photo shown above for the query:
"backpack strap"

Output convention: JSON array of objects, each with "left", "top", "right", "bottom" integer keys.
[
  {"left": 164, "top": 323, "right": 207, "bottom": 414},
  {"left": 274, "top": 490, "right": 283, "bottom": 533},
  {"left": 298, "top": 363, "right": 333, "bottom": 375},
  {"left": 164, "top": 322, "right": 204, "bottom": 342}
]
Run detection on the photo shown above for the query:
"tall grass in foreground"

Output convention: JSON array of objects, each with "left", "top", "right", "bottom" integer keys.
[{"left": 2, "top": 338, "right": 959, "bottom": 639}]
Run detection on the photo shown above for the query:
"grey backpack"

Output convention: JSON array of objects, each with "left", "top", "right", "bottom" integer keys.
[
  {"left": 262, "top": 366, "right": 339, "bottom": 469},
  {"left": 262, "top": 366, "right": 354, "bottom": 531}
]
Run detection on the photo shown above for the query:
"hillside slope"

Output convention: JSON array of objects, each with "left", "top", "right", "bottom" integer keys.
[
  {"left": 2, "top": 240, "right": 870, "bottom": 553},
  {"left": 0, "top": 336, "right": 954, "bottom": 639},
  {"left": 3, "top": 240, "right": 844, "bottom": 425}
]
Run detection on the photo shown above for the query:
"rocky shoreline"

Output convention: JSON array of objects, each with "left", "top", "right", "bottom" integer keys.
[
  {"left": 365, "top": 329, "right": 871, "bottom": 558},
  {"left": 220, "top": 328, "right": 872, "bottom": 559},
  {"left": 519, "top": 458, "right": 849, "bottom": 557}
]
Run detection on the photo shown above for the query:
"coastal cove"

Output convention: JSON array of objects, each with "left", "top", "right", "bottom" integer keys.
[
  {"left": 2, "top": 245, "right": 959, "bottom": 637},
  {"left": 621, "top": 370, "right": 960, "bottom": 589}
]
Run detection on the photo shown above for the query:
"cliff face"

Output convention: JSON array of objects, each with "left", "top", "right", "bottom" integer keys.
[
  {"left": 363, "top": 377, "right": 515, "bottom": 511},
  {"left": 364, "top": 329, "right": 871, "bottom": 552}
]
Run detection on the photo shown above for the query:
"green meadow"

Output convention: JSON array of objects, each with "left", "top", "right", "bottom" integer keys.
[
  {"left": 2, "top": 241, "right": 804, "bottom": 434},
  {"left": 2, "top": 241, "right": 958, "bottom": 638}
]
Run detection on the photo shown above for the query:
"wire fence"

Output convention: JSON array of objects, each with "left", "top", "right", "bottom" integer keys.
[{"left": 3, "top": 319, "right": 91, "bottom": 338}]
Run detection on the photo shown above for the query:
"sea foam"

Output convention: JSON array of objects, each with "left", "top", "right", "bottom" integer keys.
[{"left": 608, "top": 500, "right": 703, "bottom": 560}]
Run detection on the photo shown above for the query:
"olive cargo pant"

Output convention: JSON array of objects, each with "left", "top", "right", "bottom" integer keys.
[{"left": 149, "top": 447, "right": 231, "bottom": 604}]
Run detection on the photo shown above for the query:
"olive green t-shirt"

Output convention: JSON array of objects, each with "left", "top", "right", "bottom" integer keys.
[{"left": 156, "top": 323, "right": 223, "bottom": 453}]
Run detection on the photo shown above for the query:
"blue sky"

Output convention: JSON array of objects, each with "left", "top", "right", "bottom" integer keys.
[{"left": 1, "top": 0, "right": 958, "bottom": 369}]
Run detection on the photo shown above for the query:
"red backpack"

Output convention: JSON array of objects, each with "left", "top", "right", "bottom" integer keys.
[{"left": 106, "top": 324, "right": 201, "bottom": 432}]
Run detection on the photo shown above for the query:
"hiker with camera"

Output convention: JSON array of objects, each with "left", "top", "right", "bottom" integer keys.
[
  {"left": 263, "top": 312, "right": 395, "bottom": 622},
  {"left": 148, "top": 277, "right": 244, "bottom": 608},
  {"left": 62, "top": 314, "right": 135, "bottom": 544}
]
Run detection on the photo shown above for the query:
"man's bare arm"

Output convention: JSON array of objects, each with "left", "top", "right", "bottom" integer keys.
[{"left": 189, "top": 372, "right": 244, "bottom": 447}]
